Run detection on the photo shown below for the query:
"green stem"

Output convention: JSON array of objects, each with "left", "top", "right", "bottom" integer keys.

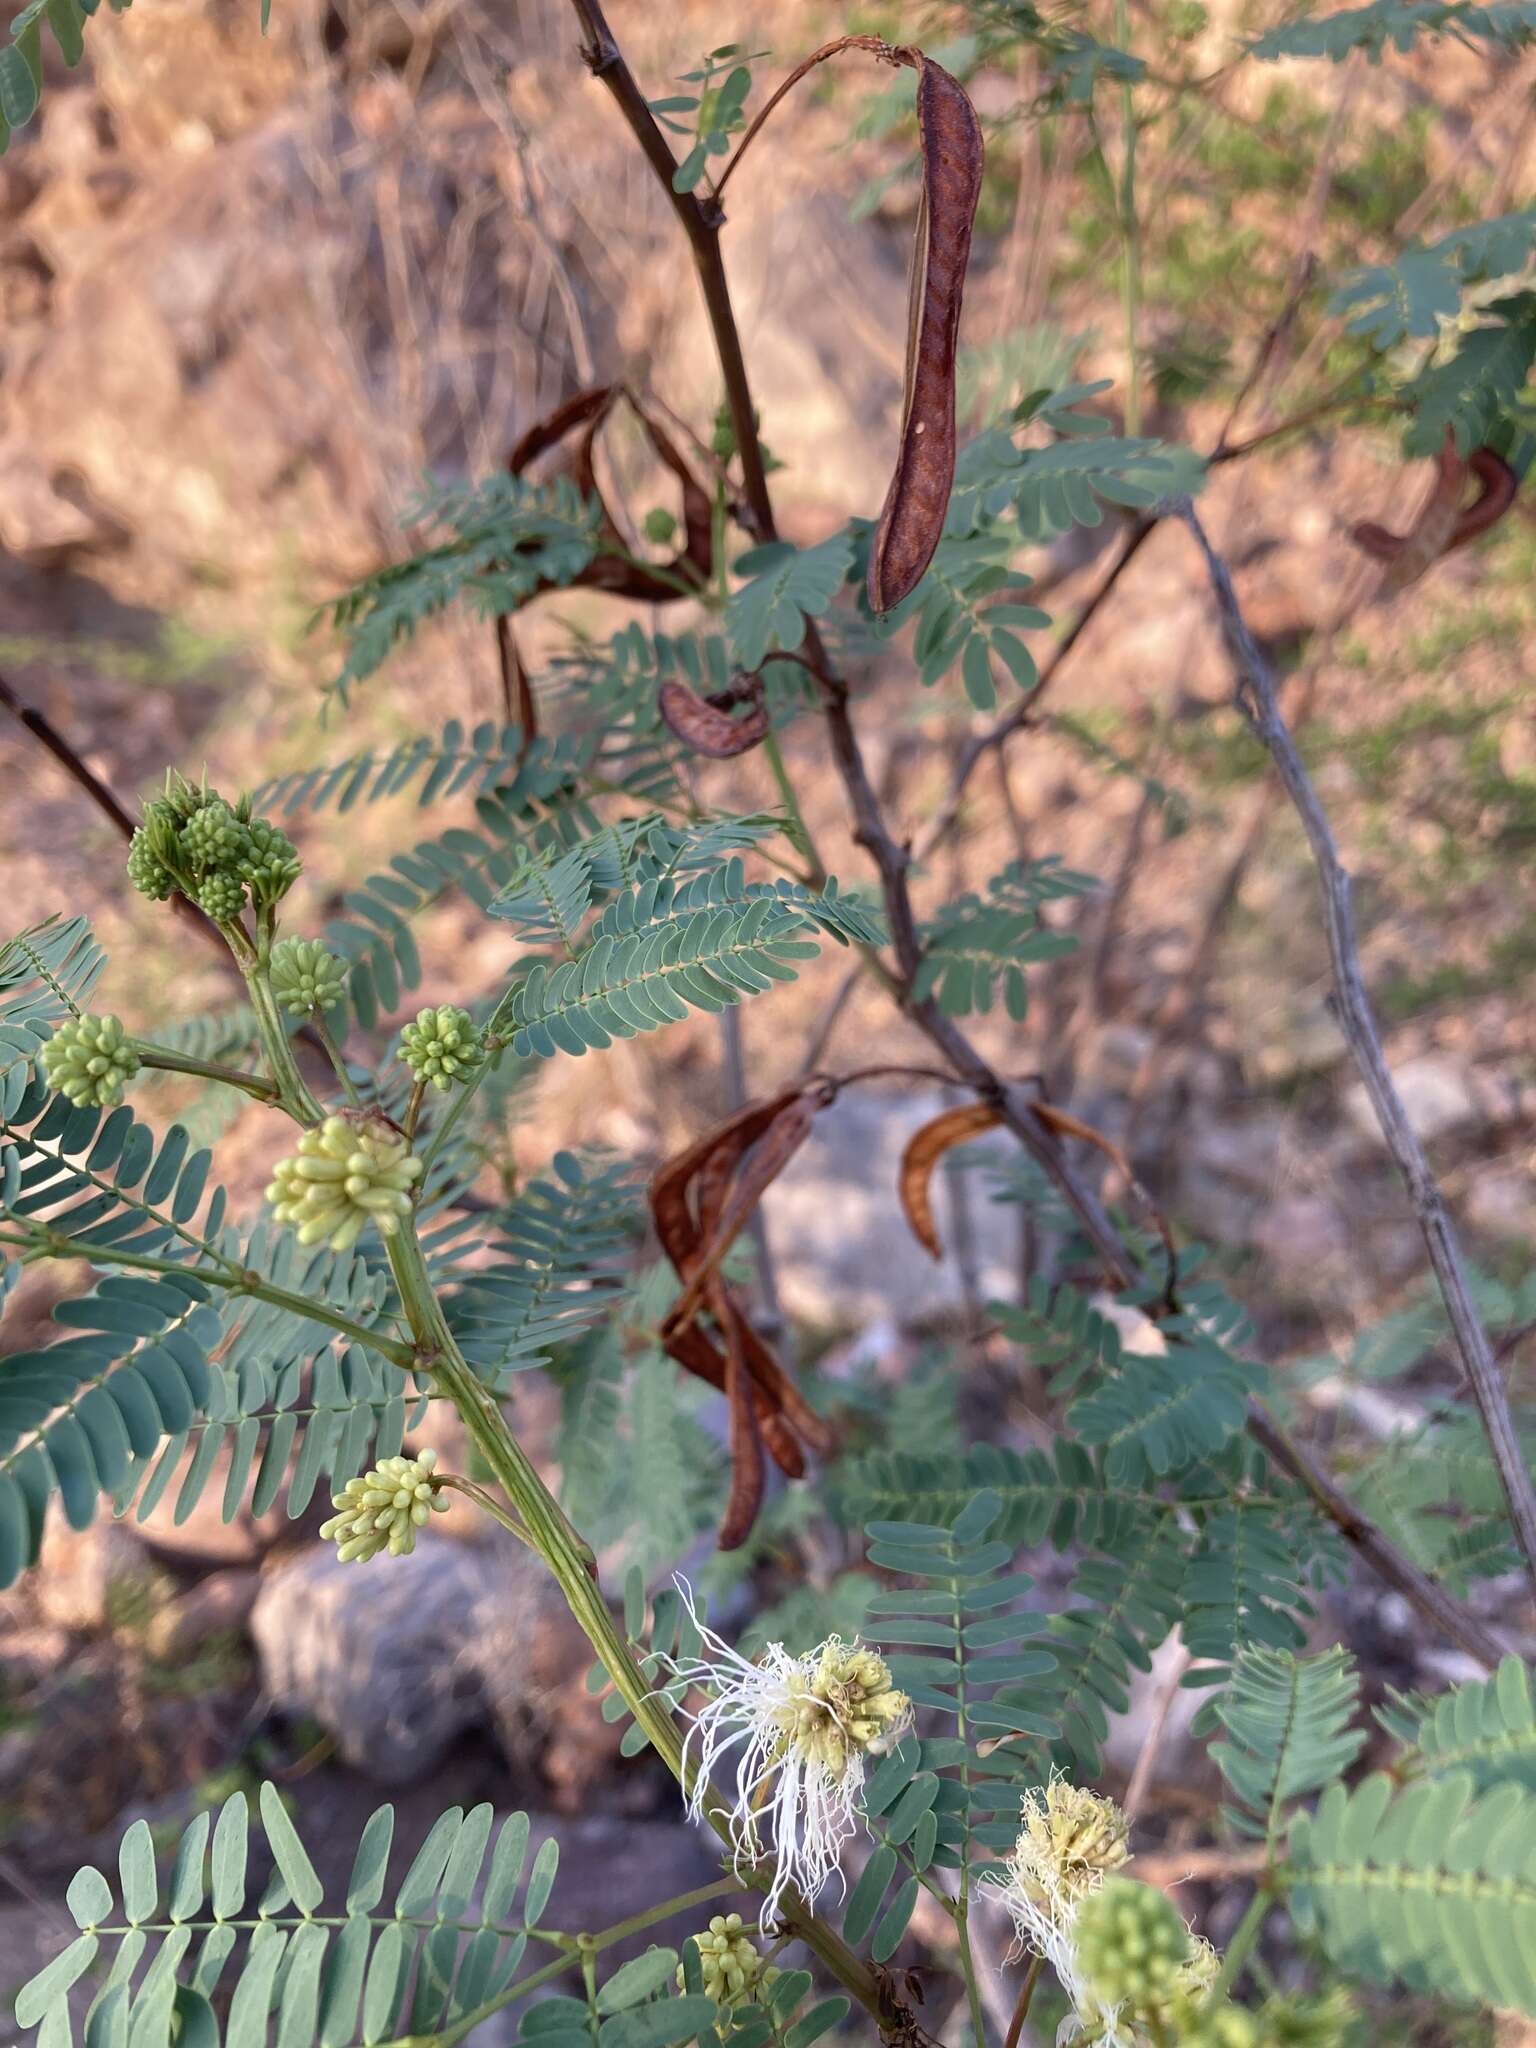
[
  {"left": 950, "top": 1562, "right": 989, "bottom": 2048},
  {"left": 133, "top": 1043, "right": 279, "bottom": 1103},
  {"left": 243, "top": 949, "right": 324, "bottom": 1125},
  {"left": 433, "top": 1472, "right": 538, "bottom": 1552},
  {"left": 1209, "top": 1888, "right": 1270, "bottom": 2004},
  {"left": 313, "top": 1009, "right": 363, "bottom": 1109},
  {"left": 380, "top": 1221, "right": 886, "bottom": 2021},
  {"left": 760, "top": 728, "right": 827, "bottom": 891},
  {"left": 10, "top": 1231, "right": 416, "bottom": 1368},
  {"left": 417, "top": 1064, "right": 486, "bottom": 1183},
  {"left": 375, "top": 1879, "right": 739, "bottom": 2048},
  {"left": 1004, "top": 1955, "right": 1042, "bottom": 2048},
  {"left": 1115, "top": 0, "right": 1142, "bottom": 436}
]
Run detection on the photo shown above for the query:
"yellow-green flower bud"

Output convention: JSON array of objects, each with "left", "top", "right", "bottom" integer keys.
[
  {"left": 270, "top": 937, "right": 347, "bottom": 1016},
  {"left": 239, "top": 816, "right": 302, "bottom": 904},
  {"left": 197, "top": 870, "right": 248, "bottom": 923},
  {"left": 126, "top": 826, "right": 176, "bottom": 901},
  {"left": 1073, "top": 1877, "right": 1193, "bottom": 2016},
  {"left": 398, "top": 1004, "right": 484, "bottom": 1092},
  {"left": 42, "top": 1014, "right": 139, "bottom": 1109},
  {"left": 266, "top": 1113, "right": 422, "bottom": 1251},
  {"left": 180, "top": 799, "right": 250, "bottom": 875},
  {"left": 319, "top": 1447, "right": 448, "bottom": 1562},
  {"left": 677, "top": 1915, "right": 777, "bottom": 2007}
]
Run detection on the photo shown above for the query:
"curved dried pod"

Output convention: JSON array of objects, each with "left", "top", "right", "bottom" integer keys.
[
  {"left": 665, "top": 1084, "right": 833, "bottom": 1332},
  {"left": 1349, "top": 432, "right": 1518, "bottom": 592},
  {"left": 866, "top": 52, "right": 985, "bottom": 614},
  {"left": 899, "top": 1102, "right": 1003, "bottom": 1259},
  {"left": 509, "top": 383, "right": 713, "bottom": 603},
  {"left": 718, "top": 1314, "right": 767, "bottom": 1550},
  {"left": 658, "top": 676, "right": 770, "bottom": 758},
  {"left": 1445, "top": 447, "right": 1519, "bottom": 552}
]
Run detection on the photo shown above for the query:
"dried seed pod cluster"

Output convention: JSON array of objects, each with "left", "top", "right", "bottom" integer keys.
[{"left": 651, "top": 1083, "right": 839, "bottom": 1548}]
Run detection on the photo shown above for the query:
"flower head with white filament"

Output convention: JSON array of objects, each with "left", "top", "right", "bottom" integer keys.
[
  {"left": 991, "top": 1779, "right": 1136, "bottom": 2046},
  {"left": 670, "top": 1593, "right": 910, "bottom": 1927}
]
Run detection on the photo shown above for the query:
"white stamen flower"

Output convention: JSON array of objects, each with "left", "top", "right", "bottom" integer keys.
[
  {"left": 318, "top": 1447, "right": 448, "bottom": 1562},
  {"left": 670, "top": 1592, "right": 911, "bottom": 1928},
  {"left": 990, "top": 1780, "right": 1137, "bottom": 2047}
]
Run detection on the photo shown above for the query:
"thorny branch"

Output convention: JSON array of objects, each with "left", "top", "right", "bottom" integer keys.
[
  {"left": 1179, "top": 495, "right": 1536, "bottom": 1603},
  {"left": 567, "top": 3, "right": 1510, "bottom": 1687}
]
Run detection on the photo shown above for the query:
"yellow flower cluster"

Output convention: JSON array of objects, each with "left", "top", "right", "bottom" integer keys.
[
  {"left": 676, "top": 1914, "right": 777, "bottom": 2007},
  {"left": 319, "top": 1449, "right": 448, "bottom": 1562},
  {"left": 771, "top": 1639, "right": 911, "bottom": 1777},
  {"left": 1008, "top": 1778, "right": 1131, "bottom": 1907},
  {"left": 266, "top": 1114, "right": 422, "bottom": 1251}
]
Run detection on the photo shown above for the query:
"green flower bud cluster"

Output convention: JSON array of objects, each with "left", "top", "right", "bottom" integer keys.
[
  {"left": 1073, "top": 1876, "right": 1193, "bottom": 2016},
  {"left": 270, "top": 937, "right": 348, "bottom": 1017},
  {"left": 398, "top": 1004, "right": 484, "bottom": 1091},
  {"left": 266, "top": 1114, "right": 422, "bottom": 1251},
  {"left": 126, "top": 772, "right": 301, "bottom": 921},
  {"left": 319, "top": 1448, "right": 448, "bottom": 1562},
  {"left": 41, "top": 1014, "right": 140, "bottom": 1109},
  {"left": 676, "top": 1915, "right": 777, "bottom": 2008}
]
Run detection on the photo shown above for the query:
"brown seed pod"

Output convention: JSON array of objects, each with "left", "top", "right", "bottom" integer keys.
[
  {"left": 664, "top": 1087, "right": 830, "bottom": 1334},
  {"left": 495, "top": 614, "right": 536, "bottom": 753},
  {"left": 658, "top": 676, "right": 770, "bottom": 758},
  {"left": 1350, "top": 433, "right": 1518, "bottom": 592},
  {"left": 650, "top": 1087, "right": 838, "bottom": 1540},
  {"left": 509, "top": 383, "right": 713, "bottom": 603},
  {"left": 898, "top": 1102, "right": 1003, "bottom": 1259},
  {"left": 1446, "top": 447, "right": 1519, "bottom": 551},
  {"left": 866, "top": 54, "right": 985, "bottom": 615},
  {"left": 718, "top": 1311, "right": 766, "bottom": 1550}
]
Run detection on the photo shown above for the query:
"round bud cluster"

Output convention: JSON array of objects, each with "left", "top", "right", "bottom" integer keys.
[
  {"left": 398, "top": 1004, "right": 484, "bottom": 1092},
  {"left": 1179, "top": 2007, "right": 1260, "bottom": 2048},
  {"left": 124, "top": 772, "right": 301, "bottom": 918},
  {"left": 1072, "top": 1876, "right": 1193, "bottom": 2016},
  {"left": 126, "top": 829, "right": 176, "bottom": 901},
  {"left": 773, "top": 1640, "right": 910, "bottom": 1779},
  {"left": 41, "top": 1014, "right": 140, "bottom": 1109},
  {"left": 239, "top": 817, "right": 303, "bottom": 904},
  {"left": 197, "top": 870, "right": 248, "bottom": 923},
  {"left": 266, "top": 1114, "right": 422, "bottom": 1252},
  {"left": 676, "top": 1915, "right": 776, "bottom": 2008},
  {"left": 319, "top": 1448, "right": 448, "bottom": 1562},
  {"left": 180, "top": 799, "right": 247, "bottom": 873},
  {"left": 270, "top": 937, "right": 348, "bottom": 1017}
]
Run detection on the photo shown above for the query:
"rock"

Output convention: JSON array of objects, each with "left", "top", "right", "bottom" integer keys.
[
  {"left": 144, "top": 1566, "right": 260, "bottom": 1660},
  {"left": 252, "top": 1542, "right": 498, "bottom": 1781},
  {"left": 1467, "top": 1167, "right": 1536, "bottom": 1239},
  {"left": 1248, "top": 1194, "right": 1343, "bottom": 1276},
  {"left": 1175, "top": 1112, "right": 1292, "bottom": 1240},
  {"left": 1342, "top": 1053, "right": 1491, "bottom": 1145},
  {"left": 764, "top": 1089, "right": 1020, "bottom": 1327},
  {"left": 30, "top": 1515, "right": 146, "bottom": 1632},
  {"left": 251, "top": 1537, "right": 624, "bottom": 1794}
]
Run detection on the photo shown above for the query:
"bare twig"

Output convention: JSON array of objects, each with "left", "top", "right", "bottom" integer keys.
[
  {"left": 564, "top": 0, "right": 1510, "bottom": 1684},
  {"left": 914, "top": 514, "right": 1158, "bottom": 864},
  {"left": 0, "top": 666, "right": 241, "bottom": 971},
  {"left": 1179, "top": 495, "right": 1536, "bottom": 1599},
  {"left": 714, "top": 37, "right": 900, "bottom": 201}
]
